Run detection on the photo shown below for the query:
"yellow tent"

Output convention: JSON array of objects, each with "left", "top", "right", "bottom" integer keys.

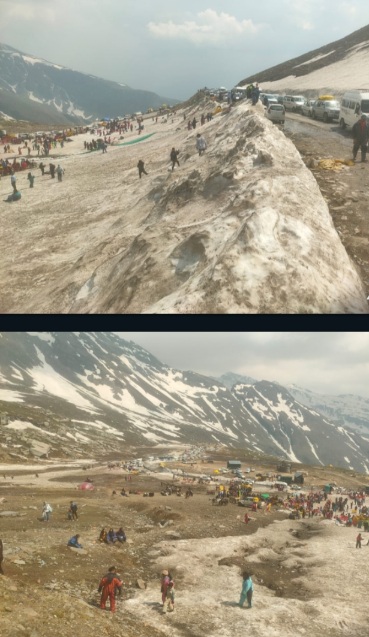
[{"left": 213, "top": 469, "right": 220, "bottom": 474}]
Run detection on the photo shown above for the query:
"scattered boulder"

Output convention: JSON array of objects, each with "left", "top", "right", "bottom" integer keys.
[{"left": 136, "top": 578, "right": 146, "bottom": 589}]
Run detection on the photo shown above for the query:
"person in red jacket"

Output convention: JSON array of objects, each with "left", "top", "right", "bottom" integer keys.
[
  {"left": 98, "top": 566, "right": 123, "bottom": 612},
  {"left": 352, "top": 114, "right": 369, "bottom": 162}
]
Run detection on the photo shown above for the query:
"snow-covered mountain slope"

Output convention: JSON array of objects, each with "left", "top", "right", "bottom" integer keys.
[
  {"left": 0, "top": 332, "right": 260, "bottom": 457},
  {"left": 239, "top": 22, "right": 369, "bottom": 96},
  {"left": 1, "top": 332, "right": 369, "bottom": 473},
  {"left": 287, "top": 384, "right": 369, "bottom": 435},
  {"left": 232, "top": 381, "right": 369, "bottom": 472},
  {"left": 0, "top": 43, "right": 178, "bottom": 124}
]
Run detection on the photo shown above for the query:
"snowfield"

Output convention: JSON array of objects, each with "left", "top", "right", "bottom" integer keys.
[
  {"left": 0, "top": 98, "right": 367, "bottom": 313},
  {"left": 127, "top": 518, "right": 369, "bottom": 637}
]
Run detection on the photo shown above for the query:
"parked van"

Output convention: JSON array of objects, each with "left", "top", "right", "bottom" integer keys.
[
  {"left": 282, "top": 95, "right": 305, "bottom": 112},
  {"left": 339, "top": 90, "right": 369, "bottom": 129}
]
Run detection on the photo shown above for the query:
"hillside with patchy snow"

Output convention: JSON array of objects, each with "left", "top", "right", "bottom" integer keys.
[
  {"left": 239, "top": 22, "right": 369, "bottom": 96},
  {"left": 0, "top": 42, "right": 178, "bottom": 123},
  {"left": 1, "top": 332, "right": 369, "bottom": 472}
]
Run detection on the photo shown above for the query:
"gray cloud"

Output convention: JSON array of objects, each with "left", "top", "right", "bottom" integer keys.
[
  {"left": 118, "top": 332, "right": 369, "bottom": 398},
  {"left": 2, "top": 1, "right": 369, "bottom": 99}
]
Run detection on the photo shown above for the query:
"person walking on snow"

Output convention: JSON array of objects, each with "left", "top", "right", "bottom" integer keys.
[
  {"left": 160, "top": 570, "right": 171, "bottom": 611},
  {"left": 196, "top": 133, "right": 207, "bottom": 156},
  {"left": 10, "top": 171, "right": 17, "bottom": 193},
  {"left": 98, "top": 566, "right": 123, "bottom": 612},
  {"left": 137, "top": 159, "right": 148, "bottom": 178},
  {"left": 356, "top": 532, "right": 363, "bottom": 548},
  {"left": 352, "top": 114, "right": 369, "bottom": 162},
  {"left": 69, "top": 501, "right": 78, "bottom": 520},
  {"left": 42, "top": 502, "right": 52, "bottom": 522},
  {"left": 163, "top": 579, "right": 175, "bottom": 613},
  {"left": 170, "top": 148, "right": 180, "bottom": 171},
  {"left": 239, "top": 572, "right": 253, "bottom": 608},
  {"left": 56, "top": 165, "right": 64, "bottom": 182}
]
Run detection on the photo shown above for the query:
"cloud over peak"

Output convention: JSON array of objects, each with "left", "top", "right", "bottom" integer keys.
[{"left": 148, "top": 9, "right": 262, "bottom": 44}]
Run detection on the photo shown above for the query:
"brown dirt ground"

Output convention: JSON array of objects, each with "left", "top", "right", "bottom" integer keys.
[
  {"left": 285, "top": 113, "right": 369, "bottom": 300},
  {"left": 1, "top": 452, "right": 368, "bottom": 637}
]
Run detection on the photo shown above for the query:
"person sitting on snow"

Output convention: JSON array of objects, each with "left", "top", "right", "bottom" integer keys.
[
  {"left": 106, "top": 528, "right": 117, "bottom": 544},
  {"left": 67, "top": 534, "right": 83, "bottom": 548},
  {"left": 116, "top": 528, "right": 126, "bottom": 543}
]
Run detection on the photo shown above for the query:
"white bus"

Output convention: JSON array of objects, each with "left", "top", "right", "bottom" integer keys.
[{"left": 339, "top": 90, "right": 369, "bottom": 129}]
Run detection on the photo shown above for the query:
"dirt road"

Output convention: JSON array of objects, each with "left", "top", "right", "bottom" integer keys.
[{"left": 284, "top": 113, "right": 369, "bottom": 300}]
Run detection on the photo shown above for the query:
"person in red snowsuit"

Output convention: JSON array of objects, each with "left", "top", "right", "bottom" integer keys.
[{"left": 98, "top": 566, "right": 122, "bottom": 612}]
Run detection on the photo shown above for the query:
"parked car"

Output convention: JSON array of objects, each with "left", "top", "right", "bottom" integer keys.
[
  {"left": 238, "top": 497, "right": 262, "bottom": 508},
  {"left": 283, "top": 95, "right": 305, "bottom": 112},
  {"left": 262, "top": 94, "right": 279, "bottom": 106},
  {"left": 312, "top": 99, "right": 340, "bottom": 122},
  {"left": 301, "top": 99, "right": 316, "bottom": 117},
  {"left": 265, "top": 103, "right": 285, "bottom": 124}
]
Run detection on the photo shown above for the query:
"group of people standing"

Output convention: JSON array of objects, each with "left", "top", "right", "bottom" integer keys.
[{"left": 5, "top": 160, "right": 65, "bottom": 202}]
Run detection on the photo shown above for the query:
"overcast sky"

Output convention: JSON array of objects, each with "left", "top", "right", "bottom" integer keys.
[
  {"left": 2, "top": 1, "right": 369, "bottom": 99},
  {"left": 118, "top": 332, "right": 369, "bottom": 398}
]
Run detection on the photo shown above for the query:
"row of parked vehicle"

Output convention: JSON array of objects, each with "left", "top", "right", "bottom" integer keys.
[{"left": 261, "top": 90, "right": 369, "bottom": 128}]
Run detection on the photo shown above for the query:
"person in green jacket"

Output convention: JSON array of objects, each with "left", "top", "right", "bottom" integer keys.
[{"left": 239, "top": 572, "right": 253, "bottom": 608}]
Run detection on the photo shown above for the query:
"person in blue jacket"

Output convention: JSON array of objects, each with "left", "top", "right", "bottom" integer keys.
[
  {"left": 106, "top": 528, "right": 117, "bottom": 543},
  {"left": 67, "top": 534, "right": 83, "bottom": 548},
  {"left": 239, "top": 571, "right": 253, "bottom": 608},
  {"left": 5, "top": 190, "right": 21, "bottom": 202}
]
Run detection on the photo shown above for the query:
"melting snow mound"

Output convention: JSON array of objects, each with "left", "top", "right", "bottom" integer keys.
[{"left": 80, "top": 102, "right": 367, "bottom": 314}]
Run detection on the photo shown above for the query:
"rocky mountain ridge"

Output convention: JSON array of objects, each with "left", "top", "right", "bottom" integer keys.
[{"left": 1, "top": 332, "right": 369, "bottom": 473}]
